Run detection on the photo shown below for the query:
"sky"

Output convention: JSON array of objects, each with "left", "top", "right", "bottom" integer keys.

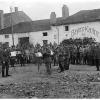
[{"left": 0, "top": 0, "right": 100, "bottom": 20}]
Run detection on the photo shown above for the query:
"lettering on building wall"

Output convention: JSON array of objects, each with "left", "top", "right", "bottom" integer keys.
[{"left": 71, "top": 26, "right": 100, "bottom": 37}]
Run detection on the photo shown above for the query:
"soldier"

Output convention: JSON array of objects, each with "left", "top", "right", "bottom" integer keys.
[
  {"left": 20, "top": 54, "right": 25, "bottom": 66},
  {"left": 1, "top": 49, "right": 10, "bottom": 77},
  {"left": 35, "top": 49, "right": 43, "bottom": 72},
  {"left": 53, "top": 49, "right": 58, "bottom": 66},
  {"left": 76, "top": 49, "right": 80, "bottom": 64},
  {"left": 43, "top": 46, "right": 51, "bottom": 75},
  {"left": 63, "top": 46, "right": 70, "bottom": 70},
  {"left": 10, "top": 56, "right": 15, "bottom": 67},
  {"left": 58, "top": 46, "right": 64, "bottom": 73},
  {"left": 94, "top": 44, "right": 100, "bottom": 71}
]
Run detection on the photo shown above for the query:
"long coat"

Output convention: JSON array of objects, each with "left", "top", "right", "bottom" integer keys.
[
  {"left": 43, "top": 53, "right": 51, "bottom": 63},
  {"left": 1, "top": 50, "right": 10, "bottom": 63},
  {"left": 94, "top": 46, "right": 100, "bottom": 59}
]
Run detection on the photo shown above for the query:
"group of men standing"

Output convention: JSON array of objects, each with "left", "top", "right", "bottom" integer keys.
[
  {"left": 36, "top": 43, "right": 100, "bottom": 74},
  {"left": 0, "top": 48, "right": 27, "bottom": 77},
  {"left": 1, "top": 42, "right": 100, "bottom": 77},
  {"left": 35, "top": 44, "right": 70, "bottom": 75},
  {"left": 57, "top": 46, "right": 70, "bottom": 73}
]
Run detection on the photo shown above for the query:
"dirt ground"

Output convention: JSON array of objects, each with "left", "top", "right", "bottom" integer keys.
[{"left": 0, "top": 64, "right": 100, "bottom": 98}]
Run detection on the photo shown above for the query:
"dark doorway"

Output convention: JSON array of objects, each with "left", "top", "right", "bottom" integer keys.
[
  {"left": 19, "top": 37, "right": 29, "bottom": 46},
  {"left": 43, "top": 40, "right": 48, "bottom": 46}
]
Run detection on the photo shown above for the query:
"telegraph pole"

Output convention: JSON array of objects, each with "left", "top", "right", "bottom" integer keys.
[
  {"left": 10, "top": 7, "right": 14, "bottom": 47},
  {"left": 56, "top": 26, "right": 59, "bottom": 45}
]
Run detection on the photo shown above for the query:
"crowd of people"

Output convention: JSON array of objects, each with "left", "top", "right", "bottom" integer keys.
[
  {"left": 0, "top": 47, "right": 28, "bottom": 77},
  {"left": 33, "top": 42, "right": 100, "bottom": 74},
  {"left": 0, "top": 41, "right": 100, "bottom": 77}
]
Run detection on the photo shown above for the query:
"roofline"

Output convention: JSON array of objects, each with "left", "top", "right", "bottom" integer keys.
[{"left": 54, "top": 19, "right": 100, "bottom": 26}]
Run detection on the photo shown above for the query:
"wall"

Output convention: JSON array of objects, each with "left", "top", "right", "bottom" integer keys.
[
  {"left": 29, "top": 30, "right": 54, "bottom": 46},
  {"left": 0, "top": 34, "right": 13, "bottom": 46},
  {"left": 51, "top": 25, "right": 69, "bottom": 44},
  {"left": 0, "top": 30, "right": 54, "bottom": 47},
  {"left": 0, "top": 33, "right": 31, "bottom": 47},
  {"left": 52, "top": 21, "right": 100, "bottom": 43},
  {"left": 66, "top": 22, "right": 100, "bottom": 42},
  {"left": 1, "top": 21, "right": 100, "bottom": 47}
]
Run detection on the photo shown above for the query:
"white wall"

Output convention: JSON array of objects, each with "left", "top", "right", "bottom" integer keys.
[
  {"left": 0, "top": 33, "right": 31, "bottom": 47},
  {"left": 0, "top": 34, "right": 13, "bottom": 46},
  {"left": 29, "top": 30, "right": 54, "bottom": 46},
  {"left": 52, "top": 21, "right": 100, "bottom": 43},
  {"left": 66, "top": 22, "right": 100, "bottom": 42},
  {"left": 1, "top": 21, "right": 100, "bottom": 47},
  {"left": 6, "top": 30, "right": 54, "bottom": 46},
  {"left": 51, "top": 25, "right": 69, "bottom": 44}
]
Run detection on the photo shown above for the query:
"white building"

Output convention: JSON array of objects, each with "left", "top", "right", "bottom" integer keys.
[{"left": 0, "top": 5, "right": 100, "bottom": 47}]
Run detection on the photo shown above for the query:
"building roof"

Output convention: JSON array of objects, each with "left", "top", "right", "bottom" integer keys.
[
  {"left": 56, "top": 8, "right": 100, "bottom": 25},
  {"left": 4, "top": 11, "right": 32, "bottom": 28},
  {"left": 0, "top": 17, "right": 67, "bottom": 34},
  {"left": 1, "top": 8, "right": 100, "bottom": 34},
  {"left": 0, "top": 19, "right": 51, "bottom": 34}
]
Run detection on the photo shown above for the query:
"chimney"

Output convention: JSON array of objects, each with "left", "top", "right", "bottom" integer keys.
[
  {"left": 0, "top": 10, "right": 4, "bottom": 29},
  {"left": 15, "top": 7, "right": 18, "bottom": 12},
  {"left": 50, "top": 12, "right": 56, "bottom": 25},
  {"left": 62, "top": 5, "right": 69, "bottom": 19}
]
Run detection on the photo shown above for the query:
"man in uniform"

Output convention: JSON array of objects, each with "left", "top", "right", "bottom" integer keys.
[
  {"left": 43, "top": 46, "right": 51, "bottom": 75},
  {"left": 20, "top": 54, "right": 25, "bottom": 66},
  {"left": 63, "top": 46, "right": 70, "bottom": 70},
  {"left": 1, "top": 49, "right": 10, "bottom": 77},
  {"left": 58, "top": 46, "right": 64, "bottom": 73},
  {"left": 94, "top": 44, "right": 100, "bottom": 71}
]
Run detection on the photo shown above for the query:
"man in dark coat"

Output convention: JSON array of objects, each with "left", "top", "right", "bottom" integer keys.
[
  {"left": 10, "top": 56, "right": 15, "bottom": 67},
  {"left": 1, "top": 49, "right": 10, "bottom": 77},
  {"left": 58, "top": 47, "right": 65, "bottom": 73},
  {"left": 53, "top": 49, "right": 58, "bottom": 66},
  {"left": 20, "top": 54, "right": 25, "bottom": 66},
  {"left": 63, "top": 47, "right": 70, "bottom": 70},
  {"left": 94, "top": 45, "right": 100, "bottom": 71}
]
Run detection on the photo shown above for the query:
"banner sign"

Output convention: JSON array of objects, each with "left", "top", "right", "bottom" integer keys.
[
  {"left": 71, "top": 26, "right": 100, "bottom": 38},
  {"left": 35, "top": 52, "right": 42, "bottom": 57},
  {"left": 11, "top": 51, "right": 16, "bottom": 57}
]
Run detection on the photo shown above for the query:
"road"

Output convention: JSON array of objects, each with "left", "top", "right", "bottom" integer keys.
[
  {"left": 0, "top": 64, "right": 99, "bottom": 98},
  {"left": 0, "top": 64, "right": 97, "bottom": 84}
]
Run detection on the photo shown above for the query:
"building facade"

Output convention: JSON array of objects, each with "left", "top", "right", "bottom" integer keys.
[{"left": 0, "top": 5, "right": 100, "bottom": 47}]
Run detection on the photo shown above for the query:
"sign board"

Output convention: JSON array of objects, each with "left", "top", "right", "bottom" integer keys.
[
  {"left": 11, "top": 51, "right": 16, "bottom": 57},
  {"left": 35, "top": 52, "right": 42, "bottom": 57},
  {"left": 16, "top": 51, "right": 21, "bottom": 54},
  {"left": 51, "top": 50, "right": 54, "bottom": 55},
  {"left": 70, "top": 26, "right": 100, "bottom": 38}
]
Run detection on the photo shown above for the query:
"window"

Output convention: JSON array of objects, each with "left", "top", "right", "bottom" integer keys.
[
  {"left": 43, "top": 32, "right": 48, "bottom": 36},
  {"left": 5, "top": 35, "right": 9, "bottom": 38},
  {"left": 65, "top": 26, "right": 69, "bottom": 31}
]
